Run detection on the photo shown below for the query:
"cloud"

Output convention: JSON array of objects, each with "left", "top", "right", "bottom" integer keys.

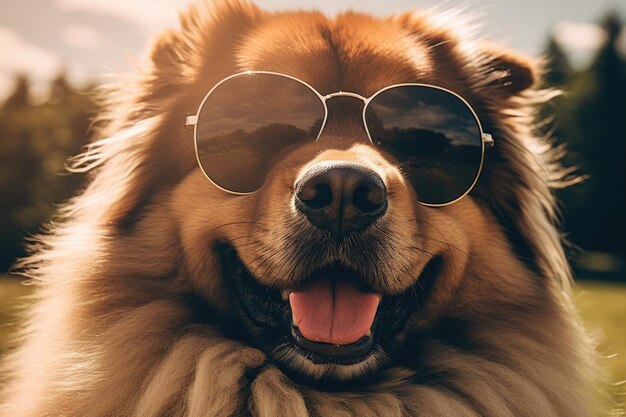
[
  {"left": 55, "top": 0, "right": 189, "bottom": 29},
  {"left": 552, "top": 21, "right": 607, "bottom": 53},
  {"left": 0, "top": 26, "right": 62, "bottom": 100},
  {"left": 552, "top": 20, "right": 626, "bottom": 68},
  {"left": 60, "top": 24, "right": 103, "bottom": 49}
]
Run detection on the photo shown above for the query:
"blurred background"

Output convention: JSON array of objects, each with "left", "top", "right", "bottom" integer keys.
[{"left": 0, "top": 0, "right": 625, "bottom": 410}]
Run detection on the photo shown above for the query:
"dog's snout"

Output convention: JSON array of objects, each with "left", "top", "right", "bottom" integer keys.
[{"left": 295, "top": 163, "right": 387, "bottom": 239}]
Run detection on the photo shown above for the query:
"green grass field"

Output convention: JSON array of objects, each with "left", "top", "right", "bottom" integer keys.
[
  {"left": 0, "top": 277, "right": 624, "bottom": 411},
  {"left": 573, "top": 281, "right": 626, "bottom": 411}
]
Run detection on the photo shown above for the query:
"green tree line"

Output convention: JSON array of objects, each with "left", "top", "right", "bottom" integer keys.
[
  {"left": 542, "top": 12, "right": 626, "bottom": 276},
  {"left": 0, "top": 75, "right": 96, "bottom": 271},
  {"left": 0, "top": 12, "right": 625, "bottom": 277}
]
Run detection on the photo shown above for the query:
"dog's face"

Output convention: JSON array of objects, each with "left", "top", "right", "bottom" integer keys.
[
  {"left": 0, "top": 2, "right": 598, "bottom": 415},
  {"left": 105, "top": 2, "right": 540, "bottom": 385}
]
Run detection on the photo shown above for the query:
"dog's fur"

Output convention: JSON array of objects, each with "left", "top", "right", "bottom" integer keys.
[{"left": 0, "top": 1, "right": 598, "bottom": 416}]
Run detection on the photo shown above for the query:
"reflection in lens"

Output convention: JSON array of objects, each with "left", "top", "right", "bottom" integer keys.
[
  {"left": 365, "top": 86, "right": 483, "bottom": 205},
  {"left": 195, "top": 73, "right": 325, "bottom": 193}
]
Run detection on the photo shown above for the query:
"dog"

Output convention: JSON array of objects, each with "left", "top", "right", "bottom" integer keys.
[{"left": 0, "top": 1, "right": 598, "bottom": 416}]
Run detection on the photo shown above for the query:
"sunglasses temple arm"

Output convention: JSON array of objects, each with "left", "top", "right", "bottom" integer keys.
[{"left": 482, "top": 133, "right": 495, "bottom": 148}]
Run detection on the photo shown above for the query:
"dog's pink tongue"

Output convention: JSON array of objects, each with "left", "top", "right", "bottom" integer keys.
[{"left": 289, "top": 277, "right": 379, "bottom": 345}]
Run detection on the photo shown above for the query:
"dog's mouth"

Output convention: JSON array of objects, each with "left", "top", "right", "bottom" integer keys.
[
  {"left": 288, "top": 268, "right": 379, "bottom": 359},
  {"left": 216, "top": 242, "right": 440, "bottom": 382}
]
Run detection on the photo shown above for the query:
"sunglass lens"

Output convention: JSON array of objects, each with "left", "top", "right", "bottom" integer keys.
[
  {"left": 195, "top": 73, "right": 325, "bottom": 193},
  {"left": 365, "top": 86, "right": 483, "bottom": 205}
]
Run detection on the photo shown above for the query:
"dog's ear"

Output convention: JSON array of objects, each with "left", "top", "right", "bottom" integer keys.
[
  {"left": 145, "top": 0, "right": 262, "bottom": 98},
  {"left": 80, "top": 0, "right": 262, "bottom": 228},
  {"left": 480, "top": 43, "right": 537, "bottom": 97},
  {"left": 145, "top": 30, "right": 190, "bottom": 98},
  {"left": 396, "top": 11, "right": 537, "bottom": 98}
]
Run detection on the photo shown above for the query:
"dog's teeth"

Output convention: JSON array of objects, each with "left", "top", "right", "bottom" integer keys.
[
  {"left": 281, "top": 290, "right": 289, "bottom": 301},
  {"left": 292, "top": 316, "right": 299, "bottom": 328},
  {"left": 365, "top": 330, "right": 372, "bottom": 337}
]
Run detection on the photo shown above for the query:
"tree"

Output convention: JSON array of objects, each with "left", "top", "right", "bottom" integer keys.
[
  {"left": 0, "top": 74, "right": 97, "bottom": 271},
  {"left": 558, "top": 12, "right": 626, "bottom": 258},
  {"left": 543, "top": 35, "right": 573, "bottom": 88},
  {"left": 2, "top": 75, "right": 31, "bottom": 111}
]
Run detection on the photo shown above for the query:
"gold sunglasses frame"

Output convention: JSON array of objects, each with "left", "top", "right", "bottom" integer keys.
[{"left": 185, "top": 70, "right": 495, "bottom": 207}]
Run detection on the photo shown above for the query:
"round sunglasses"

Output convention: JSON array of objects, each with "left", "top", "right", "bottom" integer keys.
[{"left": 185, "top": 71, "right": 494, "bottom": 206}]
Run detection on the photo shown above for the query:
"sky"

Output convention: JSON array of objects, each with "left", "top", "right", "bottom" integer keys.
[{"left": 0, "top": 0, "right": 625, "bottom": 101}]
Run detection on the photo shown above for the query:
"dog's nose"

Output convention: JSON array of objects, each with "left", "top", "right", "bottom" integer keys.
[{"left": 295, "top": 163, "right": 387, "bottom": 239}]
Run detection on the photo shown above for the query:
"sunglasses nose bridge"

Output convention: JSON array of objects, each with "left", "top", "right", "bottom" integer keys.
[
  {"left": 323, "top": 91, "right": 368, "bottom": 102},
  {"left": 318, "top": 93, "right": 372, "bottom": 145}
]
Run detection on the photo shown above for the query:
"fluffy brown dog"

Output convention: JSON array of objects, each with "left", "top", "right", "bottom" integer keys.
[{"left": 1, "top": 1, "right": 597, "bottom": 416}]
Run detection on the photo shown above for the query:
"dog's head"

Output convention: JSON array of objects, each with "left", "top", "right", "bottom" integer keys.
[{"left": 74, "top": 0, "right": 568, "bottom": 385}]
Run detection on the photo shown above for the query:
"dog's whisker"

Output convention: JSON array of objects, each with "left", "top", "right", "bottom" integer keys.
[
  {"left": 404, "top": 245, "right": 436, "bottom": 258},
  {"left": 228, "top": 235, "right": 257, "bottom": 243},
  {"left": 408, "top": 237, "right": 466, "bottom": 256},
  {"left": 209, "top": 221, "right": 266, "bottom": 233},
  {"left": 410, "top": 218, "right": 460, "bottom": 273}
]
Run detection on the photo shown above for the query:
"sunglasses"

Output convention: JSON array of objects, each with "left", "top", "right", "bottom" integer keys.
[{"left": 185, "top": 71, "right": 494, "bottom": 206}]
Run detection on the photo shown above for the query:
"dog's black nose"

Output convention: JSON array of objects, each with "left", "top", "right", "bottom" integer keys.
[{"left": 295, "top": 162, "right": 387, "bottom": 240}]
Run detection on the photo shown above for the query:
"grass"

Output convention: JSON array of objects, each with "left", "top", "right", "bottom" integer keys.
[
  {"left": 0, "top": 277, "right": 624, "bottom": 410},
  {"left": 573, "top": 281, "right": 626, "bottom": 410}
]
